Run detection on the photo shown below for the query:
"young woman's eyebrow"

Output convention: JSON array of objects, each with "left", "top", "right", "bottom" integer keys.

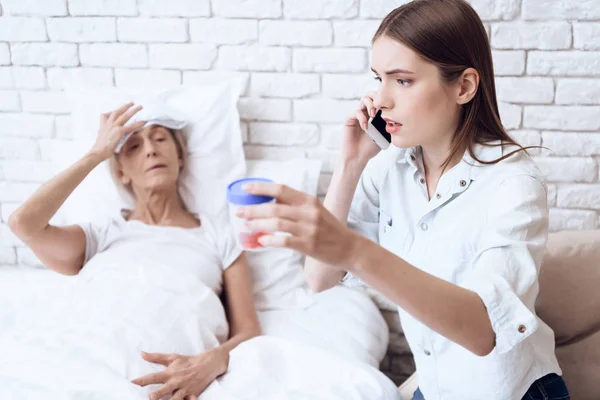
[{"left": 371, "top": 67, "right": 415, "bottom": 75}]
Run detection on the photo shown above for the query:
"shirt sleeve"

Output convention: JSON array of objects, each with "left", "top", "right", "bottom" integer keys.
[
  {"left": 212, "top": 210, "right": 243, "bottom": 271},
  {"left": 459, "top": 174, "right": 549, "bottom": 355},
  {"left": 76, "top": 219, "right": 111, "bottom": 265},
  {"left": 342, "top": 151, "right": 395, "bottom": 287}
]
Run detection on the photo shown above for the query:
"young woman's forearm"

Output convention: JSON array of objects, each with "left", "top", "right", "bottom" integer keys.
[
  {"left": 348, "top": 236, "right": 496, "bottom": 356},
  {"left": 303, "top": 158, "right": 367, "bottom": 292},
  {"left": 8, "top": 152, "right": 103, "bottom": 240}
]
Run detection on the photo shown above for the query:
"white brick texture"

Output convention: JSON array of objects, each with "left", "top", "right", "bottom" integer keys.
[
  {"left": 0, "top": 44, "right": 10, "bottom": 65},
  {"left": 0, "top": 17, "right": 48, "bottom": 41},
  {"left": 80, "top": 43, "right": 148, "bottom": 68},
  {"left": 149, "top": 44, "right": 216, "bottom": 69},
  {"left": 217, "top": 45, "right": 289, "bottom": 72},
  {"left": 68, "top": 0, "right": 137, "bottom": 16},
  {"left": 491, "top": 22, "right": 571, "bottom": 50},
  {"left": 555, "top": 79, "right": 600, "bottom": 105},
  {"left": 213, "top": 0, "right": 281, "bottom": 18},
  {"left": 259, "top": 21, "right": 332, "bottom": 46},
  {"left": 283, "top": 0, "right": 359, "bottom": 19},
  {"left": 359, "top": 1, "right": 410, "bottom": 18},
  {"left": 2, "top": 0, "right": 68, "bottom": 17},
  {"left": 333, "top": 21, "right": 381, "bottom": 48},
  {"left": 249, "top": 73, "right": 320, "bottom": 98},
  {"left": 12, "top": 67, "right": 47, "bottom": 89},
  {"left": 574, "top": 23, "right": 600, "bottom": 50},
  {"left": 469, "top": 0, "right": 521, "bottom": 20},
  {"left": 47, "top": 67, "right": 113, "bottom": 89},
  {"left": 0, "top": 0, "right": 599, "bottom": 270},
  {"left": 138, "top": 0, "right": 209, "bottom": 17},
  {"left": 522, "top": 0, "right": 600, "bottom": 20},
  {"left": 191, "top": 19, "right": 257, "bottom": 45},
  {"left": 118, "top": 18, "right": 188, "bottom": 43},
  {"left": 293, "top": 48, "right": 366, "bottom": 73},
  {"left": 11, "top": 43, "right": 78, "bottom": 67},
  {"left": 496, "top": 77, "right": 554, "bottom": 104},
  {"left": 115, "top": 69, "right": 181, "bottom": 88},
  {"left": 527, "top": 51, "right": 600, "bottom": 76},
  {"left": 47, "top": 17, "right": 116, "bottom": 42},
  {"left": 524, "top": 106, "right": 600, "bottom": 131}
]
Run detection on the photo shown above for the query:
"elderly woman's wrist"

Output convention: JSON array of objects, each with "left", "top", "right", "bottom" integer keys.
[{"left": 84, "top": 150, "right": 107, "bottom": 165}]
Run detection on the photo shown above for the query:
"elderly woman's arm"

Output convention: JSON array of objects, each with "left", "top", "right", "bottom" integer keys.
[
  {"left": 8, "top": 152, "right": 104, "bottom": 275},
  {"left": 218, "top": 253, "right": 262, "bottom": 350},
  {"left": 132, "top": 254, "right": 261, "bottom": 400},
  {"left": 8, "top": 103, "right": 145, "bottom": 275}
]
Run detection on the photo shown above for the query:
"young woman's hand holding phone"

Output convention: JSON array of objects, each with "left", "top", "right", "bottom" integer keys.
[{"left": 342, "top": 92, "right": 382, "bottom": 166}]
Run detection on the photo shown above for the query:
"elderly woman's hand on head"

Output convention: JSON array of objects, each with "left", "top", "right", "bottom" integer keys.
[
  {"left": 89, "top": 102, "right": 146, "bottom": 161},
  {"left": 236, "top": 182, "right": 362, "bottom": 268}
]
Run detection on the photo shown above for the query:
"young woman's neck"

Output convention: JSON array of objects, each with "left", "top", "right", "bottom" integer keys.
[
  {"left": 420, "top": 128, "right": 464, "bottom": 200},
  {"left": 421, "top": 135, "right": 461, "bottom": 178},
  {"left": 129, "top": 185, "right": 187, "bottom": 226}
]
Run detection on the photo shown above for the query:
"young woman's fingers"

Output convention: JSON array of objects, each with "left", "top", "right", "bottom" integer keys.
[
  {"left": 109, "top": 102, "right": 135, "bottom": 121},
  {"left": 245, "top": 217, "right": 313, "bottom": 237},
  {"left": 360, "top": 94, "right": 377, "bottom": 118},
  {"left": 115, "top": 104, "right": 143, "bottom": 126},
  {"left": 237, "top": 202, "right": 317, "bottom": 222},
  {"left": 243, "top": 183, "right": 311, "bottom": 206},
  {"left": 355, "top": 109, "right": 369, "bottom": 131},
  {"left": 257, "top": 234, "right": 309, "bottom": 253}
]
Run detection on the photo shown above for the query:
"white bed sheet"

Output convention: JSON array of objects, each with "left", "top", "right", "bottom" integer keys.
[{"left": 0, "top": 267, "right": 398, "bottom": 400}]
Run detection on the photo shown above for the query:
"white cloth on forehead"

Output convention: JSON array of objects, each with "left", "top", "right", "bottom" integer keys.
[{"left": 114, "top": 99, "right": 189, "bottom": 153}]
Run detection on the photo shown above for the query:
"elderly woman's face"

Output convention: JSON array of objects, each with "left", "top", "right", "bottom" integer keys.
[{"left": 116, "top": 125, "right": 183, "bottom": 193}]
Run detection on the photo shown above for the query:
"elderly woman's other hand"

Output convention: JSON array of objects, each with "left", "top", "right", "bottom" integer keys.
[{"left": 132, "top": 349, "right": 229, "bottom": 400}]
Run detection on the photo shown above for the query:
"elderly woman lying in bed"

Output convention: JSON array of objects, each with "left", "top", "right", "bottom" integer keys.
[{"left": 8, "top": 103, "right": 260, "bottom": 400}]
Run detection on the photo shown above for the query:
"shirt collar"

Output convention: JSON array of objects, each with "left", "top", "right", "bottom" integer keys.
[{"left": 395, "top": 141, "right": 505, "bottom": 180}]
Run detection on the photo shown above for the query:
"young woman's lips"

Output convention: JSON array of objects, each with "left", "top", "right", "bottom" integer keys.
[{"left": 383, "top": 118, "right": 402, "bottom": 134}]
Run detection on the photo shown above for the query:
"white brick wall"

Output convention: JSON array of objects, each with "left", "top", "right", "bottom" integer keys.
[{"left": 0, "top": 0, "right": 599, "bottom": 269}]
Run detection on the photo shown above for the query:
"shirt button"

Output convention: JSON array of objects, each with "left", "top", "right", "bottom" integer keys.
[
  {"left": 435, "top": 193, "right": 441, "bottom": 199},
  {"left": 424, "top": 350, "right": 431, "bottom": 356},
  {"left": 410, "top": 154, "right": 416, "bottom": 161},
  {"left": 420, "top": 178, "right": 425, "bottom": 184},
  {"left": 459, "top": 180, "right": 467, "bottom": 187},
  {"left": 518, "top": 325, "right": 527, "bottom": 333},
  {"left": 420, "top": 223, "right": 428, "bottom": 231}
]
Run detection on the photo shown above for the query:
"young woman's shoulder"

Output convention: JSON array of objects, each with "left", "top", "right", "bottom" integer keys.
[
  {"left": 472, "top": 141, "right": 546, "bottom": 187},
  {"left": 363, "top": 146, "right": 416, "bottom": 184}
]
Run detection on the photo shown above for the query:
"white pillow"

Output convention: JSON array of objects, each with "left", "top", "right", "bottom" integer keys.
[
  {"left": 244, "top": 159, "right": 322, "bottom": 311},
  {"left": 52, "top": 79, "right": 246, "bottom": 225}
]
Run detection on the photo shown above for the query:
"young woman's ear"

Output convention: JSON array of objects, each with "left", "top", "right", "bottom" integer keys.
[{"left": 456, "top": 67, "right": 479, "bottom": 105}]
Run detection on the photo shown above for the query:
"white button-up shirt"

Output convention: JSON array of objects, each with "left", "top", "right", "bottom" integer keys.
[{"left": 344, "top": 142, "right": 562, "bottom": 400}]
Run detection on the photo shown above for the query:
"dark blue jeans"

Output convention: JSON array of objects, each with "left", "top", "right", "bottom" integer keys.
[{"left": 413, "top": 373, "right": 570, "bottom": 400}]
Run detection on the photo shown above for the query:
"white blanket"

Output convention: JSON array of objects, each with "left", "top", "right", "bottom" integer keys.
[{"left": 0, "top": 266, "right": 399, "bottom": 400}]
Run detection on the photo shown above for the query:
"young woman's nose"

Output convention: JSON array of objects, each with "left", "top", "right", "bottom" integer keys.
[{"left": 373, "top": 85, "right": 394, "bottom": 110}]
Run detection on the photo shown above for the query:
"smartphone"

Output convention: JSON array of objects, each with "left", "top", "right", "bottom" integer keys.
[{"left": 364, "top": 109, "right": 391, "bottom": 150}]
